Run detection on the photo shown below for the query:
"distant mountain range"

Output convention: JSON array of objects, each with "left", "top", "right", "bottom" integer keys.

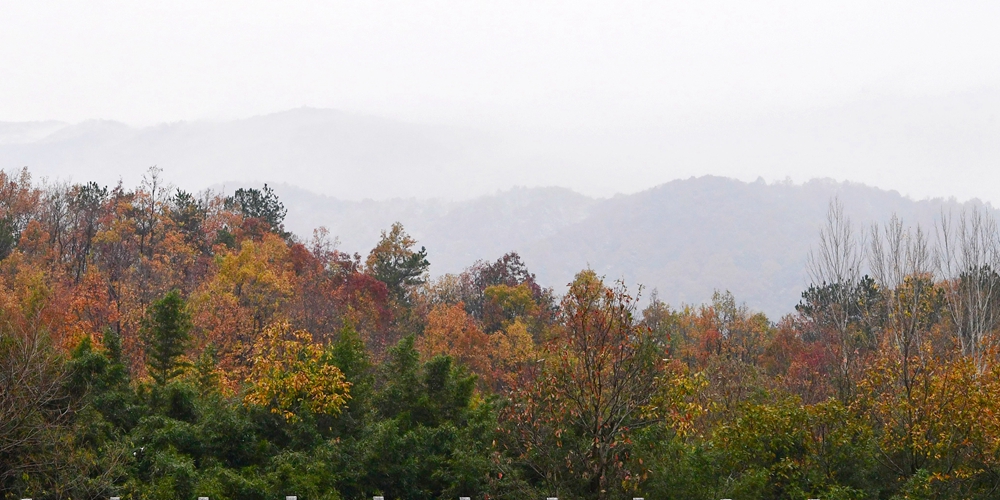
[
  {"left": 257, "top": 177, "right": 989, "bottom": 319},
  {"left": 0, "top": 109, "right": 509, "bottom": 200},
  {"left": 3, "top": 95, "right": 999, "bottom": 316},
  {"left": 3, "top": 85, "right": 1000, "bottom": 203}
]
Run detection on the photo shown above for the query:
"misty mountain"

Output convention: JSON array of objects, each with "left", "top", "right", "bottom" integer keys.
[
  {"left": 3, "top": 94, "right": 998, "bottom": 317},
  {"left": 260, "top": 176, "right": 987, "bottom": 319},
  {"left": 3, "top": 86, "right": 1000, "bottom": 204},
  {"left": 0, "top": 121, "right": 68, "bottom": 145},
  {"left": 0, "top": 108, "right": 508, "bottom": 200}
]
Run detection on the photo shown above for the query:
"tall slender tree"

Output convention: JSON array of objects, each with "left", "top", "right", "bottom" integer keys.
[{"left": 143, "top": 290, "right": 192, "bottom": 386}]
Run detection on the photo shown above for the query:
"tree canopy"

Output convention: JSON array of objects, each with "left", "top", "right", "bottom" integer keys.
[{"left": 4, "top": 169, "right": 1000, "bottom": 499}]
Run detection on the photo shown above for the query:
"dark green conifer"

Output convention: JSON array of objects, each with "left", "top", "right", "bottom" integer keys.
[{"left": 143, "top": 290, "right": 192, "bottom": 386}]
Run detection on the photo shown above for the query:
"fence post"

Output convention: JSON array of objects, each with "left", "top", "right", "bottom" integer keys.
[{"left": 287, "top": 497, "right": 297, "bottom": 500}]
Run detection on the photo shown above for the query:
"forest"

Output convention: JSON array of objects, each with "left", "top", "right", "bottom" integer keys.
[{"left": 4, "top": 167, "right": 1000, "bottom": 500}]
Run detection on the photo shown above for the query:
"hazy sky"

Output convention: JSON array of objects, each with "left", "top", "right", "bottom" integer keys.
[
  {"left": 2, "top": 1, "right": 1000, "bottom": 201},
  {"left": 3, "top": 1, "right": 998, "bottom": 126}
]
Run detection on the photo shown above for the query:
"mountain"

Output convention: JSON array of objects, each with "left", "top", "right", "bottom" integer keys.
[
  {"left": 0, "top": 108, "right": 506, "bottom": 199},
  {"left": 258, "top": 176, "right": 987, "bottom": 319},
  {"left": 4, "top": 95, "right": 998, "bottom": 316},
  {"left": 3, "top": 86, "right": 1000, "bottom": 204},
  {"left": 0, "top": 121, "right": 68, "bottom": 145}
]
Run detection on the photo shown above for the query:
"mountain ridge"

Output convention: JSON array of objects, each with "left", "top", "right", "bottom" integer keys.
[
  {"left": 242, "top": 176, "right": 990, "bottom": 318},
  {"left": 4, "top": 85, "right": 1000, "bottom": 203}
]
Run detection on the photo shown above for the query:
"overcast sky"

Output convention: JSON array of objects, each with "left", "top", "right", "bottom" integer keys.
[{"left": 2, "top": 1, "right": 999, "bottom": 201}]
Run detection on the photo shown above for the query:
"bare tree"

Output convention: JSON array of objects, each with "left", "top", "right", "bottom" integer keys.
[
  {"left": 0, "top": 317, "right": 71, "bottom": 487},
  {"left": 935, "top": 205, "right": 1000, "bottom": 369},
  {"left": 808, "top": 198, "right": 865, "bottom": 292},
  {"left": 867, "top": 215, "right": 938, "bottom": 476},
  {"left": 806, "top": 198, "right": 866, "bottom": 397},
  {"left": 869, "top": 215, "right": 934, "bottom": 359}
]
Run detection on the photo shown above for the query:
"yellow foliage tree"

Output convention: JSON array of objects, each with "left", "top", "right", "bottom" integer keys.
[
  {"left": 244, "top": 322, "right": 351, "bottom": 422},
  {"left": 192, "top": 234, "right": 295, "bottom": 379}
]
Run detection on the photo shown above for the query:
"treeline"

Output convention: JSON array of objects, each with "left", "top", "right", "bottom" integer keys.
[{"left": 3, "top": 168, "right": 1000, "bottom": 499}]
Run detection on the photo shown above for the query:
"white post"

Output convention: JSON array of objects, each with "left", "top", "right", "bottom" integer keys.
[
  {"left": 460, "top": 497, "right": 471, "bottom": 500},
  {"left": 374, "top": 497, "right": 385, "bottom": 500},
  {"left": 111, "top": 497, "right": 121, "bottom": 500},
  {"left": 198, "top": 497, "right": 209, "bottom": 500},
  {"left": 287, "top": 497, "right": 297, "bottom": 500}
]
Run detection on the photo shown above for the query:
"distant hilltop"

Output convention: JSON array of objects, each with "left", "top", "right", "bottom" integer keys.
[
  {"left": 245, "top": 176, "right": 991, "bottom": 318},
  {"left": 4, "top": 85, "right": 1000, "bottom": 203},
  {"left": 4, "top": 95, "right": 999, "bottom": 315}
]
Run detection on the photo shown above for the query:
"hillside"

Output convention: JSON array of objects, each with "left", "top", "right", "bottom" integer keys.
[
  {"left": 261, "top": 176, "right": 986, "bottom": 318},
  {"left": 6, "top": 167, "right": 1000, "bottom": 500}
]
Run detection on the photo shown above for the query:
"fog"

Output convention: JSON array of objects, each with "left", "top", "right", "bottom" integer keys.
[{"left": 2, "top": 1, "right": 999, "bottom": 202}]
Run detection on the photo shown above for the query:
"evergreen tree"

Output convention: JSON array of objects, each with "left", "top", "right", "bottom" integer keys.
[
  {"left": 226, "top": 184, "right": 288, "bottom": 236},
  {"left": 366, "top": 222, "right": 430, "bottom": 302},
  {"left": 143, "top": 290, "right": 192, "bottom": 386}
]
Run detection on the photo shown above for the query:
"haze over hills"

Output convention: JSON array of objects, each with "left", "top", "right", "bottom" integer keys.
[
  {"left": 255, "top": 176, "right": 991, "bottom": 319},
  {"left": 2, "top": 92, "right": 998, "bottom": 317},
  {"left": 1, "top": 85, "right": 1000, "bottom": 204},
  {"left": 0, "top": 108, "right": 508, "bottom": 200}
]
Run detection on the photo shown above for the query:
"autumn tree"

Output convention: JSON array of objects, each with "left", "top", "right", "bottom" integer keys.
[
  {"left": 0, "top": 260, "right": 90, "bottom": 496},
  {"left": 935, "top": 204, "right": 1000, "bottom": 369},
  {"left": 463, "top": 252, "right": 554, "bottom": 334},
  {"left": 244, "top": 322, "right": 350, "bottom": 422},
  {"left": 640, "top": 289, "right": 678, "bottom": 355},
  {"left": 862, "top": 215, "right": 946, "bottom": 480},
  {"left": 366, "top": 222, "right": 429, "bottom": 302},
  {"left": 0, "top": 168, "right": 40, "bottom": 260},
  {"left": 503, "top": 271, "right": 661, "bottom": 500},
  {"left": 134, "top": 166, "right": 169, "bottom": 259},
  {"left": 192, "top": 234, "right": 295, "bottom": 377},
  {"left": 417, "top": 302, "right": 491, "bottom": 381},
  {"left": 675, "top": 291, "right": 776, "bottom": 416},
  {"left": 869, "top": 215, "right": 938, "bottom": 361},
  {"left": 0, "top": 311, "right": 69, "bottom": 492},
  {"left": 66, "top": 182, "right": 110, "bottom": 282}
]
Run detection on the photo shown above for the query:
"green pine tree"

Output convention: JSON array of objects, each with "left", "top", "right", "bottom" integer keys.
[{"left": 143, "top": 290, "right": 192, "bottom": 386}]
